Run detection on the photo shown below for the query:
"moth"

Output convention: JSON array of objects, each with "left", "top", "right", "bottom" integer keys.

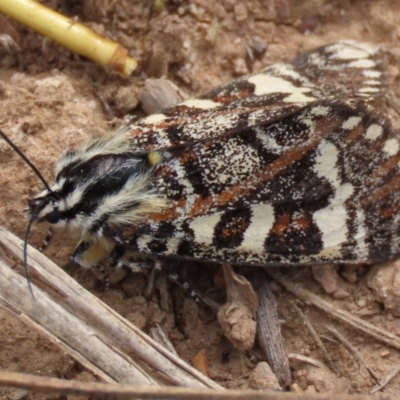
[{"left": 16, "top": 41, "right": 400, "bottom": 272}]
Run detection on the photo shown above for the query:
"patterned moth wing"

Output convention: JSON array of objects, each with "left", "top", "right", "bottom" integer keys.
[
  {"left": 30, "top": 41, "right": 397, "bottom": 270},
  {"left": 127, "top": 41, "right": 385, "bottom": 151},
  {"left": 106, "top": 41, "right": 400, "bottom": 267}
]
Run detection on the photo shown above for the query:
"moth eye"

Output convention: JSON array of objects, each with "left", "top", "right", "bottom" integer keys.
[{"left": 45, "top": 209, "right": 61, "bottom": 224}]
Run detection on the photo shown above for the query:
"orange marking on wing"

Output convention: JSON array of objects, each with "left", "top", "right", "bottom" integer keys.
[
  {"left": 182, "top": 115, "right": 342, "bottom": 220},
  {"left": 142, "top": 106, "right": 348, "bottom": 225},
  {"left": 341, "top": 121, "right": 365, "bottom": 143},
  {"left": 222, "top": 214, "right": 251, "bottom": 239},
  {"left": 294, "top": 216, "right": 310, "bottom": 230},
  {"left": 211, "top": 89, "right": 254, "bottom": 104},
  {"left": 370, "top": 153, "right": 400, "bottom": 182},
  {"left": 363, "top": 175, "right": 400, "bottom": 206},
  {"left": 381, "top": 204, "right": 398, "bottom": 218},
  {"left": 187, "top": 139, "right": 320, "bottom": 218},
  {"left": 150, "top": 199, "right": 187, "bottom": 222},
  {"left": 270, "top": 212, "right": 291, "bottom": 235}
]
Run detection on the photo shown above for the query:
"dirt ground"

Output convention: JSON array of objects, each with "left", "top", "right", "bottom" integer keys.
[{"left": 1, "top": 0, "right": 400, "bottom": 398}]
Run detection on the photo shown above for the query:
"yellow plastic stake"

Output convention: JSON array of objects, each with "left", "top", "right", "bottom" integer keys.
[{"left": 0, "top": 0, "right": 137, "bottom": 77}]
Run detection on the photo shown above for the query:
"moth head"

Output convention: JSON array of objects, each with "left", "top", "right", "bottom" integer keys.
[
  {"left": 0, "top": 127, "right": 167, "bottom": 294},
  {"left": 27, "top": 147, "right": 156, "bottom": 234},
  {"left": 28, "top": 190, "right": 62, "bottom": 226},
  {"left": 27, "top": 126, "right": 166, "bottom": 234}
]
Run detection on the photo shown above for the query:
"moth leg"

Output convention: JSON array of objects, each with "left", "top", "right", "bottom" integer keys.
[
  {"left": 71, "top": 239, "right": 112, "bottom": 269},
  {"left": 145, "top": 261, "right": 162, "bottom": 299},
  {"left": 108, "top": 244, "right": 126, "bottom": 268},
  {"left": 39, "top": 227, "right": 53, "bottom": 252},
  {"left": 142, "top": 260, "right": 203, "bottom": 304},
  {"left": 71, "top": 240, "right": 112, "bottom": 288},
  {"left": 92, "top": 264, "right": 110, "bottom": 289},
  {"left": 71, "top": 241, "right": 90, "bottom": 265},
  {"left": 166, "top": 270, "right": 202, "bottom": 304}
]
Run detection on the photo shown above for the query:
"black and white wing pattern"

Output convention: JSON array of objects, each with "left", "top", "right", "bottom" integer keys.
[
  {"left": 101, "top": 41, "right": 400, "bottom": 267},
  {"left": 127, "top": 41, "right": 385, "bottom": 150},
  {"left": 42, "top": 41, "right": 399, "bottom": 270}
]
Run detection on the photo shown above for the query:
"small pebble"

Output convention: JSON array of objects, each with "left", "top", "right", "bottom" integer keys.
[{"left": 249, "top": 362, "right": 281, "bottom": 390}]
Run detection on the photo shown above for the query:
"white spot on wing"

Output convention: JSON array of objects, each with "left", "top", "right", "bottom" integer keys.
[
  {"left": 383, "top": 138, "right": 400, "bottom": 156},
  {"left": 363, "top": 70, "right": 381, "bottom": 78},
  {"left": 313, "top": 140, "right": 354, "bottom": 254},
  {"left": 358, "top": 87, "right": 380, "bottom": 93},
  {"left": 247, "top": 74, "right": 315, "bottom": 103},
  {"left": 255, "top": 126, "right": 283, "bottom": 154},
  {"left": 137, "top": 235, "right": 153, "bottom": 252},
  {"left": 308, "top": 53, "right": 326, "bottom": 67},
  {"left": 143, "top": 113, "right": 167, "bottom": 124},
  {"left": 181, "top": 99, "right": 220, "bottom": 109},
  {"left": 348, "top": 59, "right": 376, "bottom": 69},
  {"left": 268, "top": 63, "right": 303, "bottom": 80},
  {"left": 310, "top": 106, "right": 330, "bottom": 116},
  {"left": 330, "top": 41, "right": 379, "bottom": 55},
  {"left": 329, "top": 44, "right": 370, "bottom": 60},
  {"left": 182, "top": 113, "right": 239, "bottom": 141},
  {"left": 189, "top": 214, "right": 222, "bottom": 246},
  {"left": 314, "top": 204, "right": 350, "bottom": 254},
  {"left": 342, "top": 116, "right": 361, "bottom": 130},
  {"left": 350, "top": 41, "right": 379, "bottom": 54},
  {"left": 364, "top": 80, "right": 380, "bottom": 85},
  {"left": 248, "top": 109, "right": 269, "bottom": 126},
  {"left": 237, "top": 204, "right": 274, "bottom": 252},
  {"left": 166, "top": 237, "right": 180, "bottom": 254},
  {"left": 365, "top": 124, "right": 383, "bottom": 140}
]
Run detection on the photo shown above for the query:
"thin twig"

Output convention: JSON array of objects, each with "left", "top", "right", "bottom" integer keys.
[
  {"left": 0, "top": 226, "right": 222, "bottom": 389},
  {"left": 287, "top": 354, "right": 324, "bottom": 368},
  {"left": 371, "top": 362, "right": 400, "bottom": 394},
  {"left": 252, "top": 273, "right": 290, "bottom": 387},
  {"left": 294, "top": 305, "right": 338, "bottom": 374},
  {"left": 269, "top": 272, "right": 400, "bottom": 351},
  {"left": 0, "top": 258, "right": 152, "bottom": 385},
  {"left": 1, "top": 370, "right": 398, "bottom": 400},
  {"left": 326, "top": 325, "right": 380, "bottom": 382},
  {"left": 150, "top": 324, "right": 178, "bottom": 357}
]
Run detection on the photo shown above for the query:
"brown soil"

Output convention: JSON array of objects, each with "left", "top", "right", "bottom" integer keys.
[{"left": 1, "top": 0, "right": 400, "bottom": 398}]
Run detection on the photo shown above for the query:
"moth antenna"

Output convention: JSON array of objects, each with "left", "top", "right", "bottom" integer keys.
[
  {"left": 24, "top": 212, "right": 38, "bottom": 298},
  {"left": 0, "top": 129, "right": 52, "bottom": 192},
  {"left": 0, "top": 128, "right": 54, "bottom": 298}
]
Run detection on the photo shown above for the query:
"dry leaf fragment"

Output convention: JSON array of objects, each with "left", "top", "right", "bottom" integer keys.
[
  {"left": 217, "top": 264, "right": 258, "bottom": 351},
  {"left": 192, "top": 349, "right": 211, "bottom": 377}
]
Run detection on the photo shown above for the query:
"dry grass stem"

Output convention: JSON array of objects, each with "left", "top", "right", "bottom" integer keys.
[
  {"left": 371, "top": 362, "right": 400, "bottom": 394},
  {"left": 2, "top": 370, "right": 400, "bottom": 400},
  {"left": 270, "top": 272, "right": 400, "bottom": 351},
  {"left": 254, "top": 278, "right": 291, "bottom": 386},
  {"left": 295, "top": 305, "right": 337, "bottom": 374},
  {"left": 326, "top": 325, "right": 380, "bottom": 382},
  {"left": 287, "top": 354, "right": 324, "bottom": 368},
  {"left": 0, "top": 226, "right": 221, "bottom": 389}
]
